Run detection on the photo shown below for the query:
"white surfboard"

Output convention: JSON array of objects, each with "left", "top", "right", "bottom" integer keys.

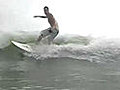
[{"left": 11, "top": 41, "right": 33, "bottom": 52}]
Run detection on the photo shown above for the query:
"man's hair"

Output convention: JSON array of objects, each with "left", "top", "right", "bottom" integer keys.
[{"left": 44, "top": 6, "right": 49, "bottom": 11}]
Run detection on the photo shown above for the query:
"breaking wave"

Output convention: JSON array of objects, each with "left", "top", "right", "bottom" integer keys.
[
  {"left": 25, "top": 38, "right": 120, "bottom": 63},
  {"left": 1, "top": 30, "right": 120, "bottom": 63}
]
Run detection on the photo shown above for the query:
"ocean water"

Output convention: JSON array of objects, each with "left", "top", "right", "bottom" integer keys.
[{"left": 0, "top": 32, "right": 120, "bottom": 90}]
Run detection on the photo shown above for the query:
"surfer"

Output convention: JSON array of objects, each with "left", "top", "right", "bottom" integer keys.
[{"left": 34, "top": 6, "right": 59, "bottom": 44}]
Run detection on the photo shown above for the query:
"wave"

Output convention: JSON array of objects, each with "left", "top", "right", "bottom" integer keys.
[
  {"left": 0, "top": 30, "right": 92, "bottom": 60},
  {"left": 1, "top": 30, "right": 120, "bottom": 63},
  {"left": 24, "top": 38, "right": 120, "bottom": 63}
]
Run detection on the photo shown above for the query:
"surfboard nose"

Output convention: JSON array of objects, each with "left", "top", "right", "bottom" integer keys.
[{"left": 11, "top": 41, "right": 33, "bottom": 52}]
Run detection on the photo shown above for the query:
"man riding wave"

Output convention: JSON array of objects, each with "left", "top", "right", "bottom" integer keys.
[{"left": 34, "top": 6, "right": 59, "bottom": 44}]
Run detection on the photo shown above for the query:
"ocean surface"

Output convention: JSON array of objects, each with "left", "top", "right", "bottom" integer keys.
[{"left": 0, "top": 32, "right": 120, "bottom": 90}]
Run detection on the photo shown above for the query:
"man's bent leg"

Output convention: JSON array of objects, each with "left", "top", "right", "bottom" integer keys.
[
  {"left": 37, "top": 35, "right": 43, "bottom": 42},
  {"left": 47, "top": 29, "right": 59, "bottom": 44},
  {"left": 37, "top": 28, "right": 51, "bottom": 42}
]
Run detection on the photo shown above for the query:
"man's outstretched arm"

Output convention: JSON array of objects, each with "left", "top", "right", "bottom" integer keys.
[{"left": 34, "top": 16, "right": 47, "bottom": 18}]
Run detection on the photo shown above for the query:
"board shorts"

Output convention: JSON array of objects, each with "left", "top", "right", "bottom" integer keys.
[{"left": 38, "top": 27, "right": 59, "bottom": 44}]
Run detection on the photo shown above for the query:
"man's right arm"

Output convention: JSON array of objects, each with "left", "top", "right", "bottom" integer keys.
[{"left": 34, "top": 16, "right": 47, "bottom": 18}]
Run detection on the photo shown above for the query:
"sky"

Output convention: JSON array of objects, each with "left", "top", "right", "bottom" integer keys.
[{"left": 0, "top": 0, "right": 120, "bottom": 38}]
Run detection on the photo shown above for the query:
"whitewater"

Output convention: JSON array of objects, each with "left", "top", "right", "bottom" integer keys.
[{"left": 1, "top": 30, "right": 120, "bottom": 63}]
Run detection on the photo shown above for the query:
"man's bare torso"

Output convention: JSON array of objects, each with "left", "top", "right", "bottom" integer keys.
[{"left": 47, "top": 13, "right": 59, "bottom": 30}]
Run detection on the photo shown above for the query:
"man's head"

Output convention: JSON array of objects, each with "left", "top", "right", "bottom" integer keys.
[{"left": 44, "top": 6, "right": 49, "bottom": 14}]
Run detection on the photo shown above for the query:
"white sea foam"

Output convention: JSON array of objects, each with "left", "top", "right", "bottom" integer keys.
[{"left": 25, "top": 38, "right": 120, "bottom": 63}]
